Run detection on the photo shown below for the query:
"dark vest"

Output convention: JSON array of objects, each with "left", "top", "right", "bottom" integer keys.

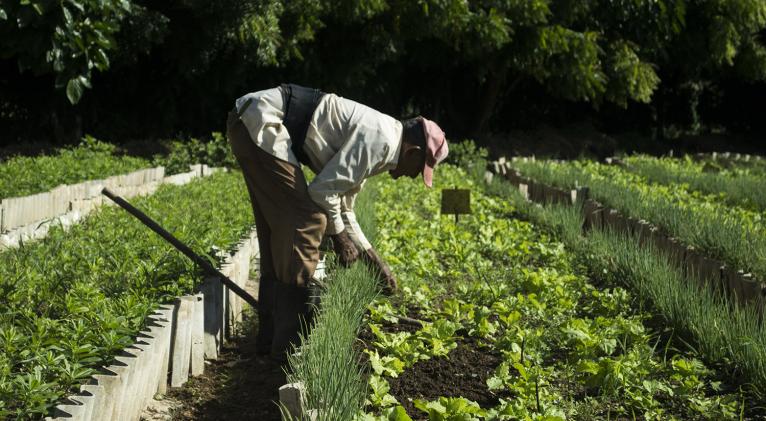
[{"left": 280, "top": 84, "right": 325, "bottom": 166}]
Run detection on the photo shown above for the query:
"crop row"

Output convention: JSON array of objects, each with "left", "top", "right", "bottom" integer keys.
[
  {"left": 285, "top": 184, "right": 379, "bottom": 420},
  {"left": 485, "top": 166, "right": 766, "bottom": 403},
  {"left": 0, "top": 133, "right": 237, "bottom": 202},
  {"left": 619, "top": 155, "right": 766, "bottom": 212},
  {"left": 0, "top": 171, "right": 252, "bottom": 419},
  {"left": 508, "top": 158, "right": 766, "bottom": 282},
  {"left": 0, "top": 138, "right": 150, "bottom": 200},
  {"left": 693, "top": 152, "right": 766, "bottom": 177},
  {"left": 354, "top": 165, "right": 744, "bottom": 420}
]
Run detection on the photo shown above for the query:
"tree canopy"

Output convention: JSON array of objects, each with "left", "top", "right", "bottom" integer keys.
[{"left": 1, "top": 0, "right": 764, "bottom": 143}]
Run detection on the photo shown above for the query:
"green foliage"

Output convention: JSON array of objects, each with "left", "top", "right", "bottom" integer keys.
[
  {"left": 0, "top": 136, "right": 149, "bottom": 199},
  {"left": 359, "top": 164, "right": 745, "bottom": 419},
  {"left": 155, "top": 132, "right": 238, "bottom": 175},
  {"left": 0, "top": 0, "right": 132, "bottom": 104},
  {"left": 413, "top": 397, "right": 487, "bottom": 420},
  {"left": 510, "top": 158, "right": 766, "bottom": 280},
  {"left": 508, "top": 184, "right": 766, "bottom": 399},
  {"left": 605, "top": 41, "right": 661, "bottom": 107},
  {"left": 443, "top": 140, "right": 488, "bottom": 173},
  {"left": 0, "top": 171, "right": 253, "bottom": 417},
  {"left": 3, "top": 0, "right": 766, "bottom": 137},
  {"left": 286, "top": 183, "right": 381, "bottom": 421},
  {"left": 623, "top": 154, "right": 766, "bottom": 212}
]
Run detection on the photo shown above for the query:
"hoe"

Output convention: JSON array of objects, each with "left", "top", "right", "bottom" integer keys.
[
  {"left": 101, "top": 187, "right": 260, "bottom": 308},
  {"left": 101, "top": 187, "right": 424, "bottom": 326}
]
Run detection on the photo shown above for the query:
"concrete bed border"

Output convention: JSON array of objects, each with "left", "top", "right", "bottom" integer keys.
[
  {"left": 489, "top": 157, "right": 765, "bottom": 313},
  {"left": 0, "top": 163, "right": 223, "bottom": 250},
  {"left": 46, "top": 233, "right": 330, "bottom": 419},
  {"left": 46, "top": 229, "right": 259, "bottom": 421}
]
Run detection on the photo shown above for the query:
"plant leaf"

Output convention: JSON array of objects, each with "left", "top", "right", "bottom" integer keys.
[{"left": 66, "top": 77, "right": 84, "bottom": 104}]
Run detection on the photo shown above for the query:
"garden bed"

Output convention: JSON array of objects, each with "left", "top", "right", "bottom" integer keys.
[
  {"left": 487, "top": 159, "right": 766, "bottom": 413},
  {"left": 356, "top": 164, "right": 754, "bottom": 420},
  {"left": 388, "top": 337, "right": 505, "bottom": 419},
  {"left": 1, "top": 171, "right": 255, "bottom": 419},
  {"left": 0, "top": 137, "right": 150, "bottom": 200}
]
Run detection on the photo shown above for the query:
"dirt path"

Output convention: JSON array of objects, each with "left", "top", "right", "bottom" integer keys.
[
  {"left": 141, "top": 276, "right": 286, "bottom": 421},
  {"left": 165, "top": 327, "right": 285, "bottom": 421}
]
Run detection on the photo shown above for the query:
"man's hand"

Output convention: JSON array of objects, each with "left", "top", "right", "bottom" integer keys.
[
  {"left": 363, "top": 248, "right": 397, "bottom": 294},
  {"left": 330, "top": 230, "right": 360, "bottom": 267}
]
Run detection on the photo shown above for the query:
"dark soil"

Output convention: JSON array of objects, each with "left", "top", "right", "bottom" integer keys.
[
  {"left": 387, "top": 337, "right": 508, "bottom": 419},
  {"left": 167, "top": 274, "right": 284, "bottom": 421},
  {"left": 167, "top": 325, "right": 285, "bottom": 421}
]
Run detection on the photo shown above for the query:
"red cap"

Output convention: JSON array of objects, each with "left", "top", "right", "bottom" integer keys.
[{"left": 421, "top": 117, "right": 448, "bottom": 188}]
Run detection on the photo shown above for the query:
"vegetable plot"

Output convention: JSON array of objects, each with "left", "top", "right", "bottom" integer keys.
[
  {"left": 694, "top": 155, "right": 766, "bottom": 178},
  {"left": 359, "top": 166, "right": 745, "bottom": 420},
  {"left": 508, "top": 159, "right": 766, "bottom": 281},
  {"left": 0, "top": 172, "right": 252, "bottom": 419},
  {"left": 621, "top": 155, "right": 766, "bottom": 213},
  {"left": 0, "top": 137, "right": 150, "bottom": 200}
]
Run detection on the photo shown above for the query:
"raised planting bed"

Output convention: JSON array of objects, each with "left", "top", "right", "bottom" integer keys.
[
  {"left": 0, "top": 171, "right": 254, "bottom": 419},
  {"left": 358, "top": 165, "right": 750, "bottom": 420},
  {"left": 693, "top": 152, "right": 766, "bottom": 177},
  {"left": 507, "top": 158, "right": 766, "bottom": 285},
  {"left": 0, "top": 160, "right": 221, "bottom": 250},
  {"left": 487, "top": 162, "right": 766, "bottom": 406},
  {"left": 0, "top": 138, "right": 150, "bottom": 200},
  {"left": 619, "top": 155, "right": 766, "bottom": 213},
  {"left": 283, "top": 184, "right": 380, "bottom": 420}
]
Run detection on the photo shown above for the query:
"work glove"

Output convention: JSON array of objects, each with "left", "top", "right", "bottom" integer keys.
[
  {"left": 362, "top": 248, "right": 397, "bottom": 295},
  {"left": 330, "top": 230, "right": 360, "bottom": 267}
]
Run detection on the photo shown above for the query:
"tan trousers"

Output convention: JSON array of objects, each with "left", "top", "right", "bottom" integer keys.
[
  {"left": 226, "top": 111, "right": 327, "bottom": 287},
  {"left": 227, "top": 110, "right": 326, "bottom": 358}
]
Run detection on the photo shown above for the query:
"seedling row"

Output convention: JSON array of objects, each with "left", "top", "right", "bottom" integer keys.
[
  {"left": 0, "top": 138, "right": 150, "bottom": 201},
  {"left": 0, "top": 172, "right": 253, "bottom": 419},
  {"left": 617, "top": 155, "right": 766, "bottom": 212},
  {"left": 507, "top": 157, "right": 766, "bottom": 284}
]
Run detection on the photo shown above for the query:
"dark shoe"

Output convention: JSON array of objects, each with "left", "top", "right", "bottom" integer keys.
[
  {"left": 270, "top": 281, "right": 314, "bottom": 357},
  {"left": 268, "top": 350, "right": 289, "bottom": 365},
  {"left": 255, "top": 277, "right": 277, "bottom": 355}
]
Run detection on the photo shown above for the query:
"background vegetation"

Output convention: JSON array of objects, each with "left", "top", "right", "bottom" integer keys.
[{"left": 1, "top": 0, "right": 765, "bottom": 147}]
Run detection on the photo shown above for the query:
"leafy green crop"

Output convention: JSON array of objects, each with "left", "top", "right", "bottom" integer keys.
[
  {"left": 509, "top": 158, "right": 766, "bottom": 281},
  {"left": 623, "top": 155, "right": 766, "bottom": 212},
  {"left": 154, "top": 132, "right": 238, "bottom": 175},
  {"left": 0, "top": 171, "right": 252, "bottom": 419},
  {"left": 0, "top": 136, "right": 150, "bottom": 200},
  {"left": 359, "top": 164, "right": 745, "bottom": 420}
]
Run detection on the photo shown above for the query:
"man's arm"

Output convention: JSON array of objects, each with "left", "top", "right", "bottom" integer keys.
[
  {"left": 340, "top": 188, "right": 397, "bottom": 293},
  {"left": 308, "top": 135, "right": 378, "bottom": 266},
  {"left": 339, "top": 184, "right": 371, "bottom": 250},
  {"left": 308, "top": 147, "right": 397, "bottom": 292}
]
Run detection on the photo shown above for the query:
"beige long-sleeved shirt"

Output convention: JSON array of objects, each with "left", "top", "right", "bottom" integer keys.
[{"left": 235, "top": 87, "right": 402, "bottom": 251}]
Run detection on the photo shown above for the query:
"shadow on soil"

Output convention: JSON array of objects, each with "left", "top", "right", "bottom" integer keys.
[{"left": 167, "top": 313, "right": 285, "bottom": 421}]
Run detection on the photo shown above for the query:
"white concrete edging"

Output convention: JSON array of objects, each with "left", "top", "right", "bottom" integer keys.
[
  {"left": 0, "top": 165, "right": 226, "bottom": 250},
  {"left": 46, "top": 228, "right": 258, "bottom": 421}
]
